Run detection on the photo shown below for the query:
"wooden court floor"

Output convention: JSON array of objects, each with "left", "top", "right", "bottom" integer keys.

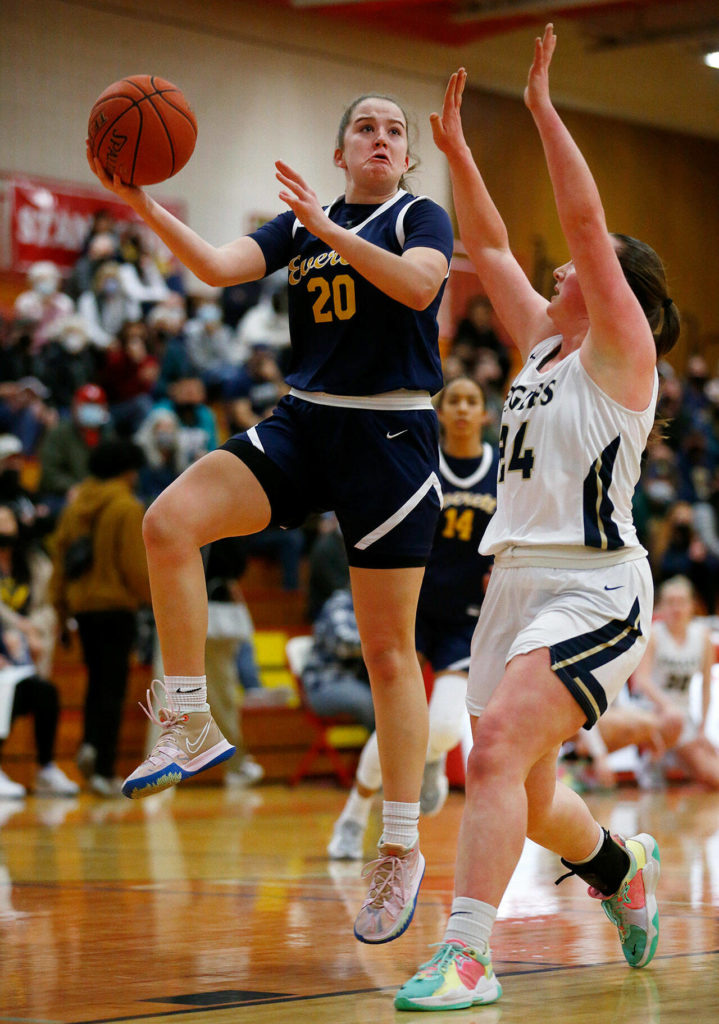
[{"left": 1, "top": 780, "right": 718, "bottom": 1024}]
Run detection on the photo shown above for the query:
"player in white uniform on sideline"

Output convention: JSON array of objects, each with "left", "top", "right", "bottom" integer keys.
[
  {"left": 632, "top": 575, "right": 719, "bottom": 788},
  {"left": 397, "top": 25, "right": 681, "bottom": 1011}
]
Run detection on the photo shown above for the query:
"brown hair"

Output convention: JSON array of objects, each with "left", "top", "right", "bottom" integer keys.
[
  {"left": 612, "top": 233, "right": 680, "bottom": 359},
  {"left": 336, "top": 94, "right": 418, "bottom": 189}
]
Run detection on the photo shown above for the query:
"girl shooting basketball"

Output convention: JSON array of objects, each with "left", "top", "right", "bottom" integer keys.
[{"left": 87, "top": 92, "right": 453, "bottom": 944}]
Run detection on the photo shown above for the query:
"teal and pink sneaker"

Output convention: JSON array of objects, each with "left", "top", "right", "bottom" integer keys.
[
  {"left": 395, "top": 939, "right": 502, "bottom": 1011},
  {"left": 590, "top": 832, "right": 660, "bottom": 968}
]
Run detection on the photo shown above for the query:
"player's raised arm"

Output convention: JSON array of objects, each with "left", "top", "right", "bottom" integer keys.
[
  {"left": 431, "top": 69, "right": 551, "bottom": 359},
  {"left": 86, "top": 145, "right": 267, "bottom": 287},
  {"left": 523, "top": 25, "right": 656, "bottom": 389}
]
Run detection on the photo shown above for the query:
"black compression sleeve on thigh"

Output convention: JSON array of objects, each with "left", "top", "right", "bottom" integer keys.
[{"left": 556, "top": 828, "right": 631, "bottom": 896}]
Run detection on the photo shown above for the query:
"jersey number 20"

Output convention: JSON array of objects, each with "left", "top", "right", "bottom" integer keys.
[{"left": 308, "top": 274, "right": 356, "bottom": 323}]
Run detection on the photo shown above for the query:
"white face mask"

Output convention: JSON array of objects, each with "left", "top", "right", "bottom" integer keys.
[
  {"left": 62, "top": 332, "right": 86, "bottom": 354},
  {"left": 34, "top": 278, "right": 56, "bottom": 296},
  {"left": 76, "top": 403, "right": 108, "bottom": 427}
]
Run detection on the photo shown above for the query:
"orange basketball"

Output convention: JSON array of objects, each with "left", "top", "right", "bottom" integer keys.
[{"left": 87, "top": 75, "right": 197, "bottom": 186}]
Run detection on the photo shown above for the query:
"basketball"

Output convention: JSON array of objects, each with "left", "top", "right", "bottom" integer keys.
[{"left": 87, "top": 75, "right": 197, "bottom": 186}]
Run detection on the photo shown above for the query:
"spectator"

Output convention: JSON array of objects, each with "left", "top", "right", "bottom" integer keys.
[
  {"left": 49, "top": 439, "right": 151, "bottom": 797},
  {"left": 221, "top": 279, "right": 262, "bottom": 330},
  {"left": 147, "top": 294, "right": 192, "bottom": 396},
  {"left": 134, "top": 407, "right": 184, "bottom": 505},
  {"left": 77, "top": 261, "right": 141, "bottom": 348},
  {"left": 0, "top": 377, "right": 57, "bottom": 455},
  {"left": 306, "top": 512, "right": 349, "bottom": 621},
  {"left": 450, "top": 294, "right": 510, "bottom": 387},
  {"left": 67, "top": 230, "right": 120, "bottom": 301},
  {"left": 301, "top": 588, "right": 374, "bottom": 732},
  {"left": 100, "top": 320, "right": 159, "bottom": 435},
  {"left": 184, "top": 296, "right": 240, "bottom": 395},
  {"left": 236, "top": 279, "right": 291, "bottom": 372},
  {"left": 115, "top": 225, "right": 170, "bottom": 313},
  {"left": 37, "top": 384, "right": 114, "bottom": 517},
  {"left": 33, "top": 314, "right": 99, "bottom": 413},
  {"left": 204, "top": 537, "right": 264, "bottom": 786},
  {"left": 0, "top": 623, "right": 79, "bottom": 798},
  {"left": 693, "top": 465, "right": 719, "bottom": 561},
  {"left": 223, "top": 345, "right": 286, "bottom": 434},
  {"left": 0, "top": 501, "right": 56, "bottom": 682},
  {"left": 13, "top": 261, "right": 74, "bottom": 353},
  {"left": 0, "top": 435, "right": 54, "bottom": 549},
  {"left": 652, "top": 500, "right": 718, "bottom": 614},
  {"left": 153, "top": 376, "right": 218, "bottom": 468}
]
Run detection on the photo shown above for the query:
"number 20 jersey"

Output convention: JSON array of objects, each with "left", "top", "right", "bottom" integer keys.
[
  {"left": 480, "top": 334, "right": 658, "bottom": 564},
  {"left": 250, "top": 190, "right": 454, "bottom": 396}
]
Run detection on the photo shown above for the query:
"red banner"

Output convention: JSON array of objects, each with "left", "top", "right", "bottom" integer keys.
[{"left": 0, "top": 172, "right": 186, "bottom": 273}]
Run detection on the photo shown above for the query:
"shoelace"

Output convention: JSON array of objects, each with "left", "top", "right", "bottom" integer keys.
[
  {"left": 137, "top": 680, "right": 188, "bottom": 765},
  {"left": 420, "top": 941, "right": 478, "bottom": 975},
  {"left": 361, "top": 851, "right": 410, "bottom": 908}
]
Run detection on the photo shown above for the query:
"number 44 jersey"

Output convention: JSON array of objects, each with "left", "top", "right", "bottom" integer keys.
[{"left": 480, "top": 335, "right": 658, "bottom": 566}]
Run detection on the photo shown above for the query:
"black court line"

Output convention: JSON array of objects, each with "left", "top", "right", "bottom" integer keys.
[{"left": 57, "top": 948, "right": 719, "bottom": 1024}]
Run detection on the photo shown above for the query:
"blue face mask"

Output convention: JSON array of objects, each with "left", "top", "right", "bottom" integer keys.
[
  {"left": 76, "top": 403, "right": 108, "bottom": 427},
  {"left": 198, "top": 304, "right": 220, "bottom": 324},
  {"left": 102, "top": 278, "right": 120, "bottom": 296}
]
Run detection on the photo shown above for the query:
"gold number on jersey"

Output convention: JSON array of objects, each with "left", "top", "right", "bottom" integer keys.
[
  {"left": 442, "top": 507, "right": 475, "bottom": 541},
  {"left": 308, "top": 274, "right": 356, "bottom": 323},
  {"left": 498, "top": 421, "right": 535, "bottom": 483}
]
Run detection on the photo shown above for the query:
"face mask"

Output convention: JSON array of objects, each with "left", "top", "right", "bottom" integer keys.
[
  {"left": 174, "top": 402, "right": 198, "bottom": 418},
  {"left": 0, "top": 469, "right": 20, "bottom": 498},
  {"left": 34, "top": 278, "right": 56, "bottom": 296},
  {"left": 102, "top": 278, "right": 120, "bottom": 296},
  {"left": 672, "top": 524, "right": 692, "bottom": 546},
  {"left": 154, "top": 430, "right": 176, "bottom": 451},
  {"left": 198, "top": 304, "right": 220, "bottom": 325},
  {"left": 76, "top": 403, "right": 108, "bottom": 428},
  {"left": 0, "top": 533, "right": 17, "bottom": 549},
  {"left": 62, "top": 332, "right": 86, "bottom": 354}
]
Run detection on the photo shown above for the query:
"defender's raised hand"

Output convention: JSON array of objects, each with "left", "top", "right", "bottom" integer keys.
[
  {"left": 524, "top": 23, "right": 557, "bottom": 113},
  {"left": 430, "top": 68, "right": 469, "bottom": 158}
]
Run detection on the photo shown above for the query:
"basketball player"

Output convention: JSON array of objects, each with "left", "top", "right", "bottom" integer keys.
[
  {"left": 87, "top": 93, "right": 454, "bottom": 943},
  {"left": 396, "top": 26, "right": 681, "bottom": 1010},
  {"left": 329, "top": 377, "right": 498, "bottom": 863},
  {"left": 632, "top": 575, "right": 719, "bottom": 788}
]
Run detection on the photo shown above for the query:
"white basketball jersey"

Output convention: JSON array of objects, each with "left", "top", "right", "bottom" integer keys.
[
  {"left": 651, "top": 619, "right": 709, "bottom": 711},
  {"left": 480, "top": 335, "right": 658, "bottom": 565}
]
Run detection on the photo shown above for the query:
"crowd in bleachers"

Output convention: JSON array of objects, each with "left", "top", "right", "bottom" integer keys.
[{"left": 0, "top": 208, "right": 718, "bottom": 798}]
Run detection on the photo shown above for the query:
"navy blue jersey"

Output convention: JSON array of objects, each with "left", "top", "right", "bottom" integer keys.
[
  {"left": 250, "top": 191, "right": 453, "bottom": 395},
  {"left": 418, "top": 443, "right": 499, "bottom": 622}
]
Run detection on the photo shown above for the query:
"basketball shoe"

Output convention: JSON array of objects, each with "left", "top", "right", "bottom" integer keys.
[
  {"left": 419, "top": 757, "right": 449, "bottom": 817},
  {"left": 122, "top": 680, "right": 235, "bottom": 799},
  {"left": 353, "top": 841, "right": 424, "bottom": 943},
  {"left": 395, "top": 939, "right": 502, "bottom": 1010},
  {"left": 327, "top": 817, "right": 365, "bottom": 860},
  {"left": 589, "top": 832, "right": 660, "bottom": 968}
]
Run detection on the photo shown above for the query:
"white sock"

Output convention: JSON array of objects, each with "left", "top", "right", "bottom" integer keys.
[
  {"left": 380, "top": 800, "right": 420, "bottom": 850},
  {"left": 572, "top": 822, "right": 604, "bottom": 863},
  {"left": 444, "top": 896, "right": 497, "bottom": 953},
  {"left": 427, "top": 673, "right": 469, "bottom": 763},
  {"left": 166, "top": 675, "right": 209, "bottom": 712},
  {"left": 340, "top": 786, "right": 373, "bottom": 827},
  {"left": 356, "top": 732, "right": 382, "bottom": 791}
]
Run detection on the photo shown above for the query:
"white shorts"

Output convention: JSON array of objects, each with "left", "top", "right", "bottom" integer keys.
[{"left": 466, "top": 557, "right": 654, "bottom": 728}]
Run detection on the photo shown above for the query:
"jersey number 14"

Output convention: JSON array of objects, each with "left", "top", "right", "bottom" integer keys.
[{"left": 498, "top": 421, "right": 535, "bottom": 483}]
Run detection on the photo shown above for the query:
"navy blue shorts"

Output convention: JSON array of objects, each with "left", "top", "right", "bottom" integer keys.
[
  {"left": 222, "top": 394, "right": 442, "bottom": 569},
  {"left": 415, "top": 607, "right": 477, "bottom": 672}
]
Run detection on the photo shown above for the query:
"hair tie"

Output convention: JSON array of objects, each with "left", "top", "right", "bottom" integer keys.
[{"left": 662, "top": 297, "right": 673, "bottom": 310}]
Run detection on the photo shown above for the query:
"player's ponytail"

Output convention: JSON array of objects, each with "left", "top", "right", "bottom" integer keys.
[{"left": 612, "top": 233, "right": 680, "bottom": 359}]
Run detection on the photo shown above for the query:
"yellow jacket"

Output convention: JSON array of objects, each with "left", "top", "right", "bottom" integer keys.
[{"left": 49, "top": 477, "right": 151, "bottom": 619}]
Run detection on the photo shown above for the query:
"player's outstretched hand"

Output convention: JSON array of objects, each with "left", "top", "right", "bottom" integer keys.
[
  {"left": 524, "top": 23, "right": 557, "bottom": 114},
  {"left": 85, "top": 141, "right": 142, "bottom": 202},
  {"left": 275, "top": 160, "right": 327, "bottom": 236},
  {"left": 430, "top": 68, "right": 469, "bottom": 158}
]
